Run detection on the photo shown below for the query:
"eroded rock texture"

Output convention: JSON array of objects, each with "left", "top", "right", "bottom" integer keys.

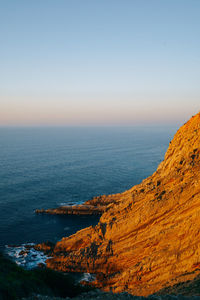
[{"left": 44, "top": 113, "right": 200, "bottom": 296}]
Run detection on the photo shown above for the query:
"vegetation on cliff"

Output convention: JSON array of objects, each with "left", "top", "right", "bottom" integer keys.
[{"left": 0, "top": 253, "right": 92, "bottom": 300}]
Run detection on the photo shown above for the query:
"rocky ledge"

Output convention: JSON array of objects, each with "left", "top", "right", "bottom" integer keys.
[
  {"left": 35, "top": 204, "right": 105, "bottom": 216},
  {"left": 35, "top": 194, "right": 120, "bottom": 216},
  {"left": 37, "top": 113, "right": 200, "bottom": 297}
]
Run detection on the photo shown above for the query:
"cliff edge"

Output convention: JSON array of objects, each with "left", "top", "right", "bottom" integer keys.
[{"left": 43, "top": 113, "right": 200, "bottom": 296}]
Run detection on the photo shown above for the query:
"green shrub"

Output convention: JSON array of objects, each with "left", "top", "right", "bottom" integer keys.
[{"left": 0, "top": 252, "right": 92, "bottom": 300}]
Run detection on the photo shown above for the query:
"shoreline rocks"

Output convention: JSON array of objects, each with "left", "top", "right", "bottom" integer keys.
[{"left": 35, "top": 204, "right": 106, "bottom": 216}]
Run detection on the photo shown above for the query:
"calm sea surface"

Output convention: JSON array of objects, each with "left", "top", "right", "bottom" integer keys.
[{"left": 0, "top": 126, "right": 177, "bottom": 248}]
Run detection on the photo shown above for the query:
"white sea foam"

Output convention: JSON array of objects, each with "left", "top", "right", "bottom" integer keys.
[
  {"left": 5, "top": 243, "right": 49, "bottom": 269},
  {"left": 80, "top": 272, "right": 96, "bottom": 282},
  {"left": 58, "top": 202, "right": 76, "bottom": 206}
]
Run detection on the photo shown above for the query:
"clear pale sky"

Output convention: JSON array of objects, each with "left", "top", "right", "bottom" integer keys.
[{"left": 0, "top": 0, "right": 199, "bottom": 126}]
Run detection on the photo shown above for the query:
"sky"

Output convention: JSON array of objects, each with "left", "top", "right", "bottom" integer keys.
[{"left": 0, "top": 0, "right": 200, "bottom": 126}]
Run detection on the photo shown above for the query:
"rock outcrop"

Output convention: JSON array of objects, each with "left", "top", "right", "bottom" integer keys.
[
  {"left": 35, "top": 195, "right": 119, "bottom": 215},
  {"left": 35, "top": 204, "right": 105, "bottom": 216},
  {"left": 40, "top": 113, "right": 200, "bottom": 296}
]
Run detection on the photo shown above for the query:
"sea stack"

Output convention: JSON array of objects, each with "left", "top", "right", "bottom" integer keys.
[{"left": 43, "top": 112, "right": 200, "bottom": 296}]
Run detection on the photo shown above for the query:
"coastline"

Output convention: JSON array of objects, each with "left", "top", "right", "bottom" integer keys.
[{"left": 33, "top": 113, "right": 200, "bottom": 296}]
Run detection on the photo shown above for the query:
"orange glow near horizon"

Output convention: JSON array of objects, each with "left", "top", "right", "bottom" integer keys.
[{"left": 0, "top": 93, "right": 199, "bottom": 126}]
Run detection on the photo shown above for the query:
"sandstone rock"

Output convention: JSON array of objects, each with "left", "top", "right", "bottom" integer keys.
[
  {"left": 34, "top": 241, "right": 55, "bottom": 254},
  {"left": 41, "top": 113, "right": 200, "bottom": 296}
]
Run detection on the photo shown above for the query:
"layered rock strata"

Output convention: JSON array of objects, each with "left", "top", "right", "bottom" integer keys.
[{"left": 39, "top": 113, "right": 200, "bottom": 296}]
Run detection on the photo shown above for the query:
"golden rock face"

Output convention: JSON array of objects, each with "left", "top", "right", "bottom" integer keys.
[{"left": 46, "top": 112, "right": 200, "bottom": 296}]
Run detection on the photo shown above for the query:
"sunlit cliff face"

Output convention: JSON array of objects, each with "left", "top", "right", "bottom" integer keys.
[{"left": 38, "top": 112, "right": 200, "bottom": 296}]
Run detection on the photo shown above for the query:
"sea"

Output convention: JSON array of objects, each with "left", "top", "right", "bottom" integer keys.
[{"left": 0, "top": 125, "right": 177, "bottom": 268}]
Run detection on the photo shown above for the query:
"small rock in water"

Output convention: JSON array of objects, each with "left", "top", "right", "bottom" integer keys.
[{"left": 19, "top": 250, "right": 28, "bottom": 256}]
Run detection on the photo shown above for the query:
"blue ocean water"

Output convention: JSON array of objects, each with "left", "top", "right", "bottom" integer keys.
[{"left": 0, "top": 126, "right": 177, "bottom": 248}]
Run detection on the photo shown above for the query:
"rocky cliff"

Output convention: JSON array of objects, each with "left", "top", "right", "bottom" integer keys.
[{"left": 42, "top": 113, "right": 200, "bottom": 296}]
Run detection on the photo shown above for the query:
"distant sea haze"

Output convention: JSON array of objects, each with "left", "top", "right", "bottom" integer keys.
[{"left": 0, "top": 126, "right": 177, "bottom": 248}]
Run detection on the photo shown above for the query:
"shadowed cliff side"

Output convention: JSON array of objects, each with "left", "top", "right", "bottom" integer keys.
[{"left": 41, "top": 112, "right": 200, "bottom": 296}]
